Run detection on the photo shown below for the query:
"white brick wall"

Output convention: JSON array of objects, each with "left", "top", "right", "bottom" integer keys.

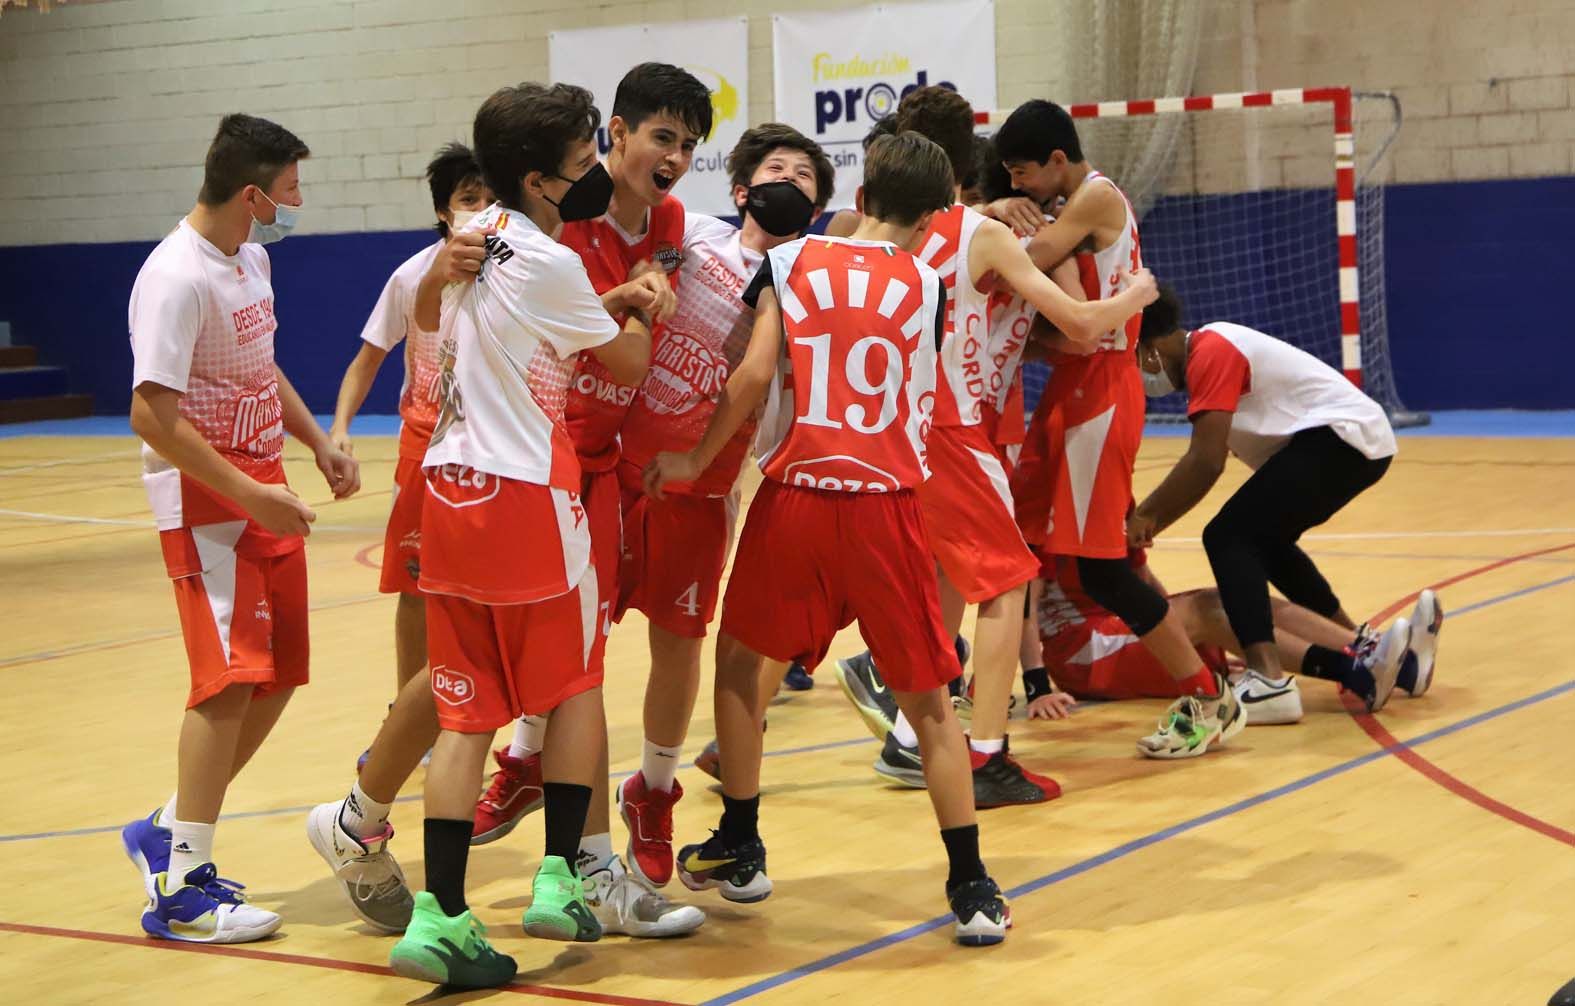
[{"left": 0, "top": 0, "right": 1569, "bottom": 246}]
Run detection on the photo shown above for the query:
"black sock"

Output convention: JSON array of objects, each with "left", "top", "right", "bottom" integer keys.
[
  {"left": 720, "top": 793, "right": 760, "bottom": 846},
  {"left": 542, "top": 782, "right": 592, "bottom": 866},
  {"left": 940, "top": 824, "right": 986, "bottom": 889},
  {"left": 1301, "top": 644, "right": 1374, "bottom": 696},
  {"left": 423, "top": 817, "right": 473, "bottom": 917}
]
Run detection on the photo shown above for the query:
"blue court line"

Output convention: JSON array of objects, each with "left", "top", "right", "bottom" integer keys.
[
  {"left": 0, "top": 735, "right": 874, "bottom": 845},
  {"left": 699, "top": 571, "right": 1575, "bottom": 1006}
]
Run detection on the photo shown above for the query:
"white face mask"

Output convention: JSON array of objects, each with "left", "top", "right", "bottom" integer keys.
[
  {"left": 1141, "top": 362, "right": 1176, "bottom": 398},
  {"left": 450, "top": 209, "right": 479, "bottom": 232},
  {"left": 247, "top": 189, "right": 302, "bottom": 245}
]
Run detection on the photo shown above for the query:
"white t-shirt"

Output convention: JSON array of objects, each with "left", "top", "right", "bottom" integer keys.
[
  {"left": 128, "top": 219, "right": 287, "bottom": 533},
  {"left": 421, "top": 203, "right": 621, "bottom": 489},
  {"left": 1185, "top": 321, "right": 1397, "bottom": 469},
  {"left": 359, "top": 240, "right": 445, "bottom": 459}
]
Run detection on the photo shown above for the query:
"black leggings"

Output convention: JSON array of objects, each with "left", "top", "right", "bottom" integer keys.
[{"left": 1203, "top": 426, "right": 1391, "bottom": 648}]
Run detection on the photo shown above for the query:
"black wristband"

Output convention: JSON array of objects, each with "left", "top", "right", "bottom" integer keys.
[{"left": 1023, "top": 667, "right": 1052, "bottom": 703}]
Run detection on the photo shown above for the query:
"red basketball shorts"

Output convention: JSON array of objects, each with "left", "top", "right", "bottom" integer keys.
[
  {"left": 615, "top": 460, "right": 734, "bottom": 639},
  {"left": 917, "top": 423, "right": 1039, "bottom": 603},
  {"left": 379, "top": 455, "right": 425, "bottom": 594}
]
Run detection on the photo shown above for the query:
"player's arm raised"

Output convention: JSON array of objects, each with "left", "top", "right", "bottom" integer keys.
[
  {"left": 975, "top": 218, "right": 1157, "bottom": 346},
  {"left": 130, "top": 381, "right": 315, "bottom": 537},
  {"left": 276, "top": 365, "right": 360, "bottom": 500},
  {"left": 645, "top": 287, "right": 783, "bottom": 499},
  {"left": 1022, "top": 182, "right": 1116, "bottom": 272},
  {"left": 1127, "top": 410, "right": 1231, "bottom": 546}
]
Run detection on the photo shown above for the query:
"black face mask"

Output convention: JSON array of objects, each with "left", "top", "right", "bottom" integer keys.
[
  {"left": 743, "top": 180, "right": 816, "bottom": 237},
  {"left": 546, "top": 162, "right": 614, "bottom": 222}
]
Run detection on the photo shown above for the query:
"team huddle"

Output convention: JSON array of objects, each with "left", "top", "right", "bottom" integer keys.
[{"left": 122, "top": 61, "right": 1445, "bottom": 988}]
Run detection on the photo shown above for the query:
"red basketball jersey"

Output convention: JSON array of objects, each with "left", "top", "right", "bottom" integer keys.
[
  {"left": 913, "top": 204, "right": 993, "bottom": 428},
  {"left": 745, "top": 236, "right": 945, "bottom": 494}
]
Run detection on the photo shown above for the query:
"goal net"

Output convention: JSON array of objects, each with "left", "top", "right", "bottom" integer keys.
[{"left": 978, "top": 88, "right": 1419, "bottom": 425}]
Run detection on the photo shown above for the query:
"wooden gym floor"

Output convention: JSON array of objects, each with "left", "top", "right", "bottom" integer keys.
[{"left": 1, "top": 421, "right": 1572, "bottom": 1005}]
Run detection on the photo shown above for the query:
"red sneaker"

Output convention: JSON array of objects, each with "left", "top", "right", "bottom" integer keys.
[
  {"left": 969, "top": 738, "right": 1061, "bottom": 808},
  {"left": 471, "top": 748, "right": 544, "bottom": 845},
  {"left": 618, "top": 773, "right": 683, "bottom": 887}
]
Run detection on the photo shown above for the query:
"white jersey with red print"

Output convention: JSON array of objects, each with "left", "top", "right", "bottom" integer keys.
[
  {"left": 1074, "top": 170, "right": 1143, "bottom": 353},
  {"left": 359, "top": 240, "right": 445, "bottom": 460},
  {"left": 129, "top": 219, "right": 287, "bottom": 533},
  {"left": 749, "top": 235, "right": 945, "bottom": 493},
  {"left": 619, "top": 213, "right": 762, "bottom": 496},
  {"left": 421, "top": 203, "right": 621, "bottom": 490},
  {"left": 1184, "top": 322, "right": 1397, "bottom": 469},
  {"left": 914, "top": 204, "right": 992, "bottom": 427}
]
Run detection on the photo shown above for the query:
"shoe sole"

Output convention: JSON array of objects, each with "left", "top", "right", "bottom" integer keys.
[
  {"left": 616, "top": 784, "right": 674, "bottom": 889},
  {"left": 522, "top": 911, "right": 602, "bottom": 942},
  {"left": 873, "top": 758, "right": 927, "bottom": 789},
  {"left": 305, "top": 803, "right": 410, "bottom": 935},
  {"left": 1366, "top": 619, "right": 1411, "bottom": 713},
  {"left": 470, "top": 794, "right": 543, "bottom": 847},
  {"left": 142, "top": 910, "right": 282, "bottom": 944},
  {"left": 1407, "top": 592, "right": 1443, "bottom": 697},
  {"left": 834, "top": 659, "right": 895, "bottom": 742},
  {"left": 389, "top": 945, "right": 517, "bottom": 988},
  {"left": 1237, "top": 688, "right": 1304, "bottom": 726},
  {"left": 679, "top": 868, "right": 773, "bottom": 903},
  {"left": 601, "top": 906, "right": 707, "bottom": 939}
]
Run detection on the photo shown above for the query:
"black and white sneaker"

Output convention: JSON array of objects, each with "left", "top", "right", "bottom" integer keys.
[
  {"left": 676, "top": 831, "right": 772, "bottom": 904},
  {"left": 872, "top": 732, "right": 926, "bottom": 788},
  {"left": 1232, "top": 670, "right": 1303, "bottom": 725},
  {"left": 1353, "top": 618, "right": 1411, "bottom": 713},
  {"left": 947, "top": 875, "right": 1011, "bottom": 946},
  {"left": 834, "top": 651, "right": 898, "bottom": 741}
]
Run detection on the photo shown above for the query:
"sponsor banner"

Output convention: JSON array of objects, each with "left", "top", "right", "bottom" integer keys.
[
  {"left": 550, "top": 18, "right": 749, "bottom": 217},
  {"left": 772, "top": 0, "right": 997, "bottom": 211}
]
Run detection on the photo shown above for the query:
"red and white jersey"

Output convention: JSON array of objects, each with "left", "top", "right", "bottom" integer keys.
[
  {"left": 129, "top": 219, "right": 290, "bottom": 542},
  {"left": 422, "top": 203, "right": 620, "bottom": 490},
  {"left": 914, "top": 204, "right": 993, "bottom": 427},
  {"left": 560, "top": 196, "right": 685, "bottom": 473},
  {"left": 1073, "top": 170, "right": 1143, "bottom": 354},
  {"left": 359, "top": 240, "right": 445, "bottom": 461},
  {"left": 746, "top": 236, "right": 945, "bottom": 493},
  {"left": 1037, "top": 548, "right": 1148, "bottom": 670},
  {"left": 1185, "top": 322, "right": 1397, "bottom": 469},
  {"left": 619, "top": 212, "right": 762, "bottom": 496}
]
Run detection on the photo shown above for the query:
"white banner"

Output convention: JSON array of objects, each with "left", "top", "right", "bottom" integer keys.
[
  {"left": 772, "top": 1, "right": 997, "bottom": 211},
  {"left": 549, "top": 18, "right": 749, "bottom": 217}
]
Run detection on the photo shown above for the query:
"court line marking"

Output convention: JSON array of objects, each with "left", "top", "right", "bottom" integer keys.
[
  {"left": 0, "top": 921, "right": 687, "bottom": 1006},
  {"left": 0, "top": 736, "right": 874, "bottom": 844},
  {"left": 698, "top": 557, "right": 1575, "bottom": 1006},
  {"left": 0, "top": 507, "right": 387, "bottom": 534},
  {"left": 0, "top": 450, "right": 128, "bottom": 475}
]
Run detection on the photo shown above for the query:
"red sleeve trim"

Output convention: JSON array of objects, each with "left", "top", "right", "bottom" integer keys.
[{"left": 1185, "top": 328, "right": 1251, "bottom": 417}]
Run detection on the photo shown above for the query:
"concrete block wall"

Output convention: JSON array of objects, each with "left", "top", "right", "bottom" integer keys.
[{"left": 0, "top": 0, "right": 1571, "bottom": 246}]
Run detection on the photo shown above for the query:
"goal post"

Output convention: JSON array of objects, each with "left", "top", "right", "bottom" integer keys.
[{"left": 975, "top": 87, "right": 1425, "bottom": 426}]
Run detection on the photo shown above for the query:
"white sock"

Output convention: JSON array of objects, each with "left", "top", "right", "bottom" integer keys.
[
  {"left": 641, "top": 739, "right": 683, "bottom": 793},
  {"left": 157, "top": 794, "right": 178, "bottom": 828},
  {"left": 969, "top": 736, "right": 1005, "bottom": 756},
  {"left": 166, "top": 819, "right": 215, "bottom": 885},
  {"left": 340, "top": 780, "right": 392, "bottom": 840},
  {"left": 576, "top": 832, "right": 615, "bottom": 875},
  {"left": 508, "top": 715, "right": 548, "bottom": 760},
  {"left": 892, "top": 711, "right": 918, "bottom": 748}
]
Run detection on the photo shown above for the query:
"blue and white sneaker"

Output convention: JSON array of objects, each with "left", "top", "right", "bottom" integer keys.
[
  {"left": 142, "top": 863, "right": 282, "bottom": 943},
  {"left": 1403, "top": 589, "right": 1443, "bottom": 697},
  {"left": 121, "top": 810, "right": 171, "bottom": 892},
  {"left": 782, "top": 663, "right": 814, "bottom": 691}
]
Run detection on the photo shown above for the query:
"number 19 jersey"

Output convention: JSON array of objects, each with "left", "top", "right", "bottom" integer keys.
[{"left": 741, "top": 236, "right": 946, "bottom": 494}]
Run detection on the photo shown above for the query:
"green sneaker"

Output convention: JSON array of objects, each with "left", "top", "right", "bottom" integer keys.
[
  {"left": 522, "top": 855, "right": 602, "bottom": 942},
  {"left": 1136, "top": 686, "right": 1246, "bottom": 760},
  {"left": 388, "top": 891, "right": 516, "bottom": 989}
]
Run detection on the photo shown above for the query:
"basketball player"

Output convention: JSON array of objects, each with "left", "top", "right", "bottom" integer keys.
[
  {"left": 373, "top": 82, "right": 671, "bottom": 989},
  {"left": 996, "top": 99, "right": 1247, "bottom": 759},
  {"left": 611, "top": 123, "right": 836, "bottom": 886},
  {"left": 327, "top": 144, "right": 491, "bottom": 767},
  {"left": 121, "top": 114, "right": 358, "bottom": 944},
  {"left": 834, "top": 86, "right": 1157, "bottom": 806},
  {"left": 1128, "top": 288, "right": 1427, "bottom": 714},
  {"left": 646, "top": 131, "right": 1012, "bottom": 945},
  {"left": 472, "top": 64, "right": 710, "bottom": 889}
]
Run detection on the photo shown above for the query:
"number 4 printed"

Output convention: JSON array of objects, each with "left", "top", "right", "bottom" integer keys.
[{"left": 675, "top": 582, "right": 701, "bottom": 618}]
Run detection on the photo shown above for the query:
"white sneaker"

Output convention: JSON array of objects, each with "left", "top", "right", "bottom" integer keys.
[
  {"left": 1404, "top": 590, "right": 1443, "bottom": 697},
  {"left": 306, "top": 800, "right": 413, "bottom": 934},
  {"left": 1137, "top": 677, "right": 1247, "bottom": 759},
  {"left": 582, "top": 856, "right": 705, "bottom": 938},
  {"left": 1233, "top": 671, "right": 1303, "bottom": 725},
  {"left": 141, "top": 864, "right": 282, "bottom": 944},
  {"left": 1354, "top": 618, "right": 1410, "bottom": 713}
]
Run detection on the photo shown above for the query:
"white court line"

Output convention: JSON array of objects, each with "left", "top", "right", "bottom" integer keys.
[
  {"left": 0, "top": 450, "right": 129, "bottom": 476},
  {"left": 0, "top": 507, "right": 384, "bottom": 533},
  {"left": 1153, "top": 527, "right": 1575, "bottom": 545}
]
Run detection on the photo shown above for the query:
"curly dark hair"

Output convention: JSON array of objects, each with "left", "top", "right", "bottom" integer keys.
[
  {"left": 1139, "top": 285, "right": 1184, "bottom": 343},
  {"left": 197, "top": 113, "right": 309, "bottom": 206},
  {"left": 726, "top": 122, "right": 836, "bottom": 210},
  {"left": 473, "top": 83, "right": 600, "bottom": 212},
  {"left": 893, "top": 85, "right": 975, "bottom": 186}
]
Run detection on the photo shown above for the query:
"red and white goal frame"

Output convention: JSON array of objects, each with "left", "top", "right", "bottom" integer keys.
[{"left": 976, "top": 86, "right": 1366, "bottom": 388}]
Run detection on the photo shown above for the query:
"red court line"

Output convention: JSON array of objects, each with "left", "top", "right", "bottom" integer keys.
[
  {"left": 0, "top": 921, "right": 690, "bottom": 1006},
  {"left": 1344, "top": 541, "right": 1575, "bottom": 847}
]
